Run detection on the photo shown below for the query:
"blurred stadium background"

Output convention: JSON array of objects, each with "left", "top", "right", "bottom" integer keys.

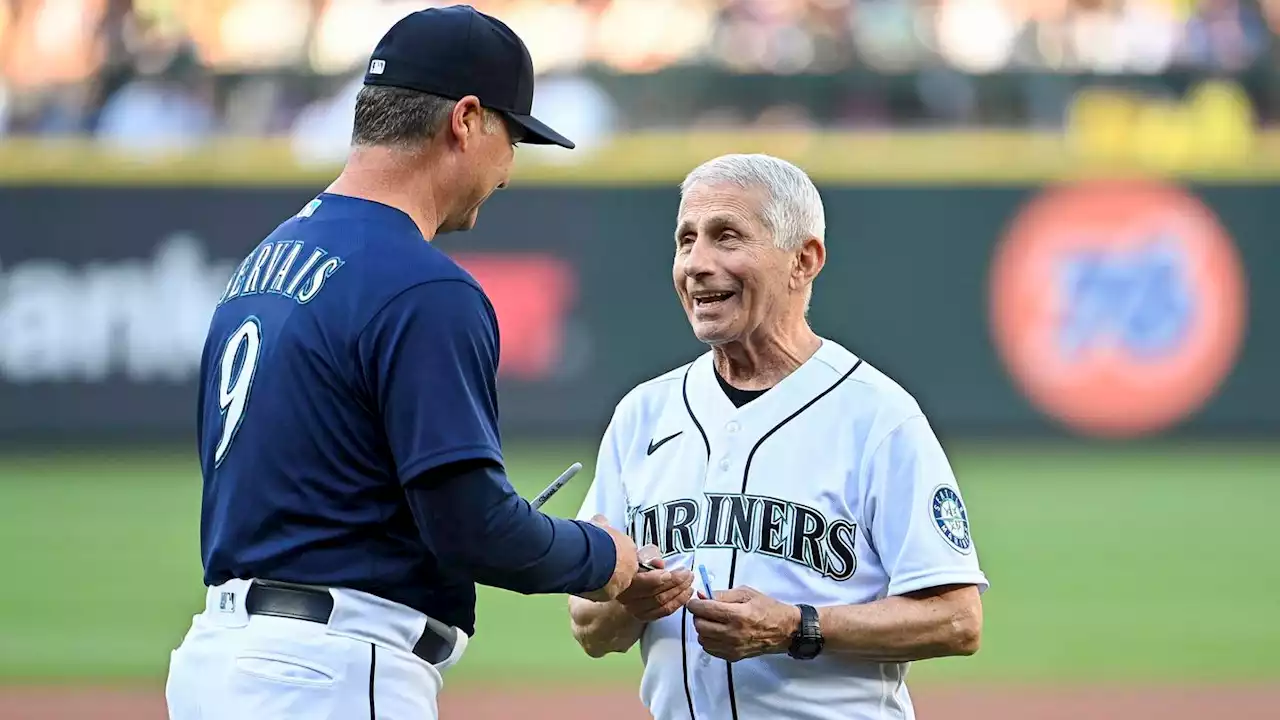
[{"left": 2, "top": 0, "right": 1279, "bottom": 718}]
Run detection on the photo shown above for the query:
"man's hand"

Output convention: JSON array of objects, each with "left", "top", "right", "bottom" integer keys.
[
  {"left": 614, "top": 553, "right": 694, "bottom": 622},
  {"left": 574, "top": 515, "right": 639, "bottom": 603},
  {"left": 686, "top": 586, "right": 800, "bottom": 662}
]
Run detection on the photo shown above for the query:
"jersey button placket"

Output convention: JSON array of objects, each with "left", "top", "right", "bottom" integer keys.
[
  {"left": 706, "top": 421, "right": 737, "bottom": 492},
  {"left": 692, "top": 422, "right": 736, "bottom": 716},
  {"left": 718, "top": 422, "right": 738, "bottom": 474}
]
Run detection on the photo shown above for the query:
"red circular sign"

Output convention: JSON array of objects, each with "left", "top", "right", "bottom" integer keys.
[{"left": 989, "top": 181, "right": 1247, "bottom": 438}]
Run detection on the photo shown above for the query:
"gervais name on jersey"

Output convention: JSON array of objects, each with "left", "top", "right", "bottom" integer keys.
[
  {"left": 627, "top": 494, "right": 859, "bottom": 581},
  {"left": 217, "top": 239, "right": 345, "bottom": 307}
]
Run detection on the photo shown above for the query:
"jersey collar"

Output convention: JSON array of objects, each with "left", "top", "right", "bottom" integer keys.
[{"left": 685, "top": 338, "right": 857, "bottom": 432}]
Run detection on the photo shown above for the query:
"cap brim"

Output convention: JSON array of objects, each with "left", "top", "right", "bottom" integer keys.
[{"left": 506, "top": 112, "right": 575, "bottom": 149}]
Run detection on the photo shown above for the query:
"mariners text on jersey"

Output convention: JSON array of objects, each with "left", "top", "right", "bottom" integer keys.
[{"left": 627, "top": 493, "right": 859, "bottom": 581}]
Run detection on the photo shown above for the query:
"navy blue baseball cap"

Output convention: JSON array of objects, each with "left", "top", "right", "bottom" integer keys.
[{"left": 362, "top": 5, "right": 574, "bottom": 149}]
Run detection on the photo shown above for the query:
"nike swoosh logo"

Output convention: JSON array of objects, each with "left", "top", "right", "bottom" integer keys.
[{"left": 647, "top": 432, "right": 683, "bottom": 456}]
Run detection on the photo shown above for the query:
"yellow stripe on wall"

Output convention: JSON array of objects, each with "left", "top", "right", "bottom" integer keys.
[{"left": 3, "top": 129, "right": 1280, "bottom": 187}]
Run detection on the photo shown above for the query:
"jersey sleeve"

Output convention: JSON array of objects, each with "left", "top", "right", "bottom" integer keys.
[
  {"left": 575, "top": 404, "right": 631, "bottom": 530},
  {"left": 358, "top": 279, "right": 503, "bottom": 482},
  {"left": 863, "top": 414, "right": 989, "bottom": 597},
  {"left": 404, "top": 461, "right": 617, "bottom": 598}
]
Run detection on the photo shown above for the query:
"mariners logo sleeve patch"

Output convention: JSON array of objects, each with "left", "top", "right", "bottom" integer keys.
[{"left": 930, "top": 485, "right": 972, "bottom": 554}]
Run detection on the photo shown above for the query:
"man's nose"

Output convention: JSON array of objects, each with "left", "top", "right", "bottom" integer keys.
[{"left": 684, "top": 237, "right": 714, "bottom": 277}]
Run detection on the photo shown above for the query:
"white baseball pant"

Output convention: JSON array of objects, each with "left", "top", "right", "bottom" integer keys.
[{"left": 165, "top": 579, "right": 469, "bottom": 720}]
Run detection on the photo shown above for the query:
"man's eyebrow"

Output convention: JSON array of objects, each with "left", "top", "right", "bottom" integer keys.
[
  {"left": 702, "top": 214, "right": 738, "bottom": 230},
  {"left": 675, "top": 214, "right": 739, "bottom": 239}
]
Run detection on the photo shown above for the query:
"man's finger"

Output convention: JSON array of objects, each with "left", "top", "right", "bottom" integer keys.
[
  {"left": 619, "top": 570, "right": 674, "bottom": 596},
  {"left": 619, "top": 569, "right": 686, "bottom": 603},
  {"left": 653, "top": 581, "right": 690, "bottom": 605},
  {"left": 686, "top": 598, "right": 738, "bottom": 623},
  {"left": 638, "top": 569, "right": 691, "bottom": 593},
  {"left": 637, "top": 544, "right": 663, "bottom": 569},
  {"left": 619, "top": 565, "right": 693, "bottom": 607},
  {"left": 694, "top": 627, "right": 745, "bottom": 662},
  {"left": 691, "top": 609, "right": 732, "bottom": 632},
  {"left": 637, "top": 587, "right": 694, "bottom": 622},
  {"left": 664, "top": 569, "right": 694, "bottom": 589},
  {"left": 712, "top": 587, "right": 755, "bottom": 604},
  {"left": 702, "top": 644, "right": 742, "bottom": 662},
  {"left": 653, "top": 580, "right": 694, "bottom": 608}
]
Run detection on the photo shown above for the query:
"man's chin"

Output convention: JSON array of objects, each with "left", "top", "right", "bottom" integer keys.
[
  {"left": 690, "top": 321, "right": 736, "bottom": 346},
  {"left": 437, "top": 214, "right": 478, "bottom": 235}
]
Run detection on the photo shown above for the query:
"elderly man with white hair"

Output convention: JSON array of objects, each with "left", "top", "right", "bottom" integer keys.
[{"left": 567, "top": 153, "right": 989, "bottom": 720}]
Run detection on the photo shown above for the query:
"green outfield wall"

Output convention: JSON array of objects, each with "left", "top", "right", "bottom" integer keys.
[{"left": 1, "top": 134, "right": 1277, "bottom": 444}]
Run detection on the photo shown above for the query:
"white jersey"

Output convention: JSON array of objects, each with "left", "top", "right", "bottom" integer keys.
[{"left": 576, "top": 338, "right": 989, "bottom": 720}]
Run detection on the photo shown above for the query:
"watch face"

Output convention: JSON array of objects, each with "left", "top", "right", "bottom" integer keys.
[{"left": 791, "top": 636, "right": 822, "bottom": 659}]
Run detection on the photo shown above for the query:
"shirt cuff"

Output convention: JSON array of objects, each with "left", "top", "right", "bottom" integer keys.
[{"left": 575, "top": 520, "right": 617, "bottom": 592}]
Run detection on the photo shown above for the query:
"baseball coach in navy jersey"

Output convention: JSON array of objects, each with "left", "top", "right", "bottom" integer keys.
[{"left": 164, "top": 6, "right": 641, "bottom": 720}]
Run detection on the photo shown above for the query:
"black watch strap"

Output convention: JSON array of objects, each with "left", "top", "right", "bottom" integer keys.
[
  {"left": 797, "top": 603, "right": 820, "bottom": 636},
  {"left": 788, "top": 603, "right": 823, "bottom": 660}
]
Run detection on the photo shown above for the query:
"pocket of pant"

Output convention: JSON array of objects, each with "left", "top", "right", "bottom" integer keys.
[{"left": 234, "top": 652, "right": 337, "bottom": 687}]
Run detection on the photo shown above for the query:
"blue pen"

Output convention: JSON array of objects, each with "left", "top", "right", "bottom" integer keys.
[{"left": 697, "top": 564, "right": 715, "bottom": 599}]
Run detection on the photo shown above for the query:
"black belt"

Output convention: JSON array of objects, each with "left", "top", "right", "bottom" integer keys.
[{"left": 244, "top": 580, "right": 457, "bottom": 665}]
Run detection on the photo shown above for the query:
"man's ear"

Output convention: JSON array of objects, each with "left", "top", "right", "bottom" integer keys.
[
  {"left": 449, "top": 96, "right": 486, "bottom": 149},
  {"left": 792, "top": 236, "right": 825, "bottom": 289}
]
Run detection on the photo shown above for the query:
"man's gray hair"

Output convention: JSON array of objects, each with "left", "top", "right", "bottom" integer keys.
[
  {"left": 678, "top": 153, "right": 825, "bottom": 250},
  {"left": 351, "top": 85, "right": 504, "bottom": 150}
]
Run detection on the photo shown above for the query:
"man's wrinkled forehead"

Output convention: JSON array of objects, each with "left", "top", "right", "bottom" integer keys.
[{"left": 675, "top": 184, "right": 763, "bottom": 238}]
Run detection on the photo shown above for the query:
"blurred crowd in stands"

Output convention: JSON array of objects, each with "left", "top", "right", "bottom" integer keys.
[{"left": 0, "top": 0, "right": 1276, "bottom": 158}]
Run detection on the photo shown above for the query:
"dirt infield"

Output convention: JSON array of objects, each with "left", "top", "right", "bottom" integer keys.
[{"left": 2, "top": 683, "right": 1277, "bottom": 719}]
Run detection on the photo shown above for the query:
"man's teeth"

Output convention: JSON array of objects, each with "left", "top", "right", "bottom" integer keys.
[{"left": 697, "top": 292, "right": 731, "bottom": 303}]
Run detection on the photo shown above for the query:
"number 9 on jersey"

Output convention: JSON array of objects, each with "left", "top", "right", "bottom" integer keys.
[{"left": 215, "top": 317, "right": 263, "bottom": 467}]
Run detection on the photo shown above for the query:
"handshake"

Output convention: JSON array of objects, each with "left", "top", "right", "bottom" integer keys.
[{"left": 576, "top": 514, "right": 695, "bottom": 620}]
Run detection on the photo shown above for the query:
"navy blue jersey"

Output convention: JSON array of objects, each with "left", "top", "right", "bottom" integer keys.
[{"left": 196, "top": 193, "right": 613, "bottom": 634}]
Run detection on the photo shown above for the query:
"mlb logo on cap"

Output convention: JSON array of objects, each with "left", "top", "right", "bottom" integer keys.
[{"left": 369, "top": 59, "right": 386, "bottom": 75}]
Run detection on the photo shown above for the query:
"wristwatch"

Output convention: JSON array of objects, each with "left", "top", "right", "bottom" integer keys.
[{"left": 787, "top": 604, "right": 823, "bottom": 660}]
